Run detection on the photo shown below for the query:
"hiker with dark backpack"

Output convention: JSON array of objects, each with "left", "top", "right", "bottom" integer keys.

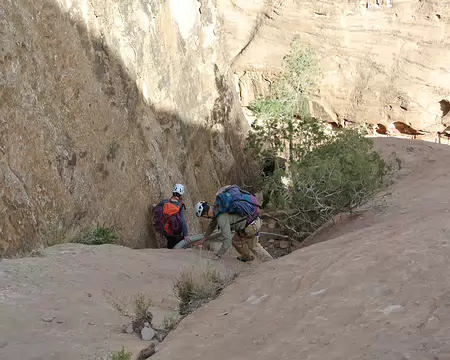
[
  {"left": 194, "top": 185, "right": 273, "bottom": 262},
  {"left": 152, "top": 184, "right": 190, "bottom": 249}
]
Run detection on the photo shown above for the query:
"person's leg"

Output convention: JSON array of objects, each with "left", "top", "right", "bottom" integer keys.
[
  {"left": 234, "top": 217, "right": 267, "bottom": 262},
  {"left": 166, "top": 236, "right": 183, "bottom": 249},
  {"left": 249, "top": 235, "right": 274, "bottom": 262},
  {"left": 166, "top": 236, "right": 175, "bottom": 249},
  {"left": 232, "top": 233, "right": 254, "bottom": 261}
]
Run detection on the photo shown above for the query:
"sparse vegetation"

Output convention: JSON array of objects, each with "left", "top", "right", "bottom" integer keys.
[
  {"left": 106, "top": 261, "right": 241, "bottom": 357},
  {"left": 75, "top": 226, "right": 119, "bottom": 245},
  {"left": 162, "top": 312, "right": 183, "bottom": 331},
  {"left": 246, "top": 36, "right": 398, "bottom": 241},
  {"left": 44, "top": 233, "right": 68, "bottom": 247},
  {"left": 111, "top": 347, "right": 132, "bottom": 360},
  {"left": 112, "top": 292, "right": 153, "bottom": 320},
  {"left": 88, "top": 347, "right": 132, "bottom": 360},
  {"left": 111, "top": 292, "right": 153, "bottom": 331},
  {"left": 173, "top": 261, "right": 239, "bottom": 315},
  {"left": 43, "top": 226, "right": 80, "bottom": 248}
]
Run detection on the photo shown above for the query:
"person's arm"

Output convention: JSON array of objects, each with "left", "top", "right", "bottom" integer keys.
[
  {"left": 179, "top": 205, "right": 189, "bottom": 237},
  {"left": 195, "top": 218, "right": 218, "bottom": 247},
  {"left": 216, "top": 215, "right": 232, "bottom": 257},
  {"left": 203, "top": 217, "right": 218, "bottom": 239}
]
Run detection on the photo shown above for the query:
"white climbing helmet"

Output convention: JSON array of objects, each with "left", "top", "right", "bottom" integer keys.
[
  {"left": 172, "top": 183, "right": 185, "bottom": 196},
  {"left": 195, "top": 201, "right": 207, "bottom": 217}
]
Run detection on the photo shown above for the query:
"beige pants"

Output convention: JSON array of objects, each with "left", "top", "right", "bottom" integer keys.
[{"left": 232, "top": 218, "right": 273, "bottom": 262}]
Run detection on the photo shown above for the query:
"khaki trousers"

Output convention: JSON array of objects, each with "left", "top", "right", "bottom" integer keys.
[{"left": 232, "top": 218, "right": 273, "bottom": 262}]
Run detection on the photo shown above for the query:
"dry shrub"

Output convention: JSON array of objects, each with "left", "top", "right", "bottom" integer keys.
[
  {"left": 111, "top": 292, "right": 153, "bottom": 327},
  {"left": 162, "top": 312, "right": 183, "bottom": 331},
  {"left": 88, "top": 346, "right": 132, "bottom": 360},
  {"left": 173, "top": 260, "right": 239, "bottom": 315},
  {"left": 75, "top": 226, "right": 119, "bottom": 245}
]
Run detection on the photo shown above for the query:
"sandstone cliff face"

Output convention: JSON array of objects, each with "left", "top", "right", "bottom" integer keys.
[
  {"left": 0, "top": 0, "right": 251, "bottom": 256},
  {"left": 222, "top": 0, "right": 450, "bottom": 133}
]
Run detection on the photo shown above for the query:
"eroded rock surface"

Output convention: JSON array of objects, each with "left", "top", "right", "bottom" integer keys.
[{"left": 222, "top": 0, "right": 450, "bottom": 132}]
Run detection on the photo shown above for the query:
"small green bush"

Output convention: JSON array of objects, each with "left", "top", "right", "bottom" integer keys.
[
  {"left": 285, "top": 129, "right": 395, "bottom": 235},
  {"left": 75, "top": 226, "right": 119, "bottom": 245},
  {"left": 111, "top": 347, "right": 132, "bottom": 360}
]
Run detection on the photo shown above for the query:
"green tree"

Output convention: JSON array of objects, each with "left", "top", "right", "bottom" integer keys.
[
  {"left": 246, "top": 37, "right": 396, "bottom": 239},
  {"left": 246, "top": 37, "right": 325, "bottom": 165}
]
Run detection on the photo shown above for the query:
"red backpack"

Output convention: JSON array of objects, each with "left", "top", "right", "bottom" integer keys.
[{"left": 153, "top": 199, "right": 185, "bottom": 237}]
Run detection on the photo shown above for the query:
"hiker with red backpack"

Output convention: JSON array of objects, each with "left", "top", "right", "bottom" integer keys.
[
  {"left": 194, "top": 185, "right": 273, "bottom": 262},
  {"left": 152, "top": 184, "right": 190, "bottom": 249}
]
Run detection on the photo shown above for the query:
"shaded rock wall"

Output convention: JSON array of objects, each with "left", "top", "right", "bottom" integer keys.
[{"left": 0, "top": 0, "right": 251, "bottom": 256}]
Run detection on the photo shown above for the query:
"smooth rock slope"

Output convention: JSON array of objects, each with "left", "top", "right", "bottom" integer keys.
[
  {"left": 0, "top": 244, "right": 243, "bottom": 359},
  {"left": 153, "top": 137, "right": 450, "bottom": 360}
]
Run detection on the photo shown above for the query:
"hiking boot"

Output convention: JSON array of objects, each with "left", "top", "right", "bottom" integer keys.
[{"left": 237, "top": 256, "right": 253, "bottom": 263}]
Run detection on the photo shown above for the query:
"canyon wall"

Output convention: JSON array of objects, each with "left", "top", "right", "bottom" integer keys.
[
  {"left": 223, "top": 0, "right": 450, "bottom": 133},
  {"left": 0, "top": 0, "right": 252, "bottom": 256},
  {"left": 3, "top": 0, "right": 450, "bottom": 255}
]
